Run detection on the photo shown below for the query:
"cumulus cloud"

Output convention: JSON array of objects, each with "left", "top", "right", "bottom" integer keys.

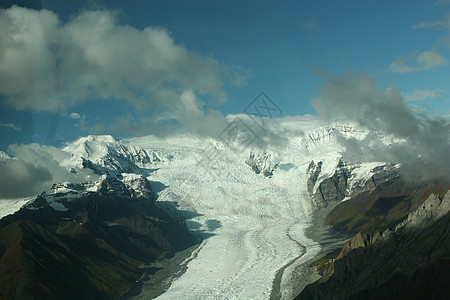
[
  {"left": 403, "top": 89, "right": 445, "bottom": 102},
  {"left": 168, "top": 90, "right": 229, "bottom": 136},
  {"left": 80, "top": 89, "right": 230, "bottom": 138},
  {"left": 0, "top": 6, "right": 241, "bottom": 134},
  {"left": 8, "top": 143, "right": 96, "bottom": 184},
  {"left": 9, "top": 143, "right": 97, "bottom": 190},
  {"left": 0, "top": 143, "right": 99, "bottom": 199},
  {"left": 312, "top": 73, "right": 450, "bottom": 179},
  {"left": 389, "top": 50, "right": 447, "bottom": 73},
  {"left": 0, "top": 158, "right": 52, "bottom": 198}
]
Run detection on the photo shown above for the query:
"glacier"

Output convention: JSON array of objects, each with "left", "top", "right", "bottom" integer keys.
[
  {"left": 0, "top": 116, "right": 395, "bottom": 299},
  {"left": 124, "top": 117, "right": 389, "bottom": 299}
]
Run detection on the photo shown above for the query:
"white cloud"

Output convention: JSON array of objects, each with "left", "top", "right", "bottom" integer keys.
[
  {"left": 77, "top": 89, "right": 229, "bottom": 137},
  {"left": 0, "top": 156, "right": 52, "bottom": 199},
  {"left": 412, "top": 20, "right": 448, "bottom": 30},
  {"left": 0, "top": 123, "right": 21, "bottom": 131},
  {"left": 389, "top": 50, "right": 447, "bottom": 73},
  {"left": 8, "top": 143, "right": 97, "bottom": 184},
  {"left": 0, "top": 6, "right": 239, "bottom": 122},
  {"left": 412, "top": 14, "right": 449, "bottom": 29},
  {"left": 69, "top": 112, "right": 81, "bottom": 119},
  {"left": 389, "top": 57, "right": 416, "bottom": 73},
  {"left": 229, "top": 66, "right": 252, "bottom": 87},
  {"left": 0, "top": 143, "right": 99, "bottom": 199},
  {"left": 403, "top": 89, "right": 445, "bottom": 102},
  {"left": 312, "top": 72, "right": 450, "bottom": 179},
  {"left": 161, "top": 90, "right": 228, "bottom": 136},
  {"left": 417, "top": 51, "right": 448, "bottom": 69}
]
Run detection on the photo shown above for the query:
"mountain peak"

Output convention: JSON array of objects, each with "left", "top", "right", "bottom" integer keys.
[{"left": 86, "top": 134, "right": 116, "bottom": 143}]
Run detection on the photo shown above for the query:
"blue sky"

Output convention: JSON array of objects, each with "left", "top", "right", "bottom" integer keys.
[{"left": 0, "top": 0, "right": 449, "bottom": 150}]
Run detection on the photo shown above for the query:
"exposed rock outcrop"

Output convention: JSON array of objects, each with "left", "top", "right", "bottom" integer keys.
[
  {"left": 307, "top": 161, "right": 322, "bottom": 195},
  {"left": 351, "top": 164, "right": 399, "bottom": 195},
  {"left": 314, "top": 159, "right": 351, "bottom": 206},
  {"left": 308, "top": 160, "right": 398, "bottom": 207},
  {"left": 245, "top": 152, "right": 279, "bottom": 177},
  {"left": 302, "top": 125, "right": 356, "bottom": 149}
]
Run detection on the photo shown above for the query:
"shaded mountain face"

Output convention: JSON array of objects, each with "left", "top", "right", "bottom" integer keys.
[
  {"left": 325, "top": 178, "right": 450, "bottom": 234},
  {"left": 0, "top": 176, "right": 197, "bottom": 300},
  {"left": 297, "top": 190, "right": 450, "bottom": 300}
]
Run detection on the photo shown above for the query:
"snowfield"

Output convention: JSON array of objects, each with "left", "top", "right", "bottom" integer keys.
[
  {"left": 147, "top": 146, "right": 318, "bottom": 300},
  {"left": 0, "top": 197, "right": 32, "bottom": 218},
  {"left": 126, "top": 117, "right": 367, "bottom": 299},
  {"left": 1, "top": 116, "right": 389, "bottom": 299},
  {"left": 155, "top": 217, "right": 320, "bottom": 300}
]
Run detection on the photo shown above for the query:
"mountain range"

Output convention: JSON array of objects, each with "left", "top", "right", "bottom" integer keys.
[{"left": 0, "top": 115, "right": 448, "bottom": 299}]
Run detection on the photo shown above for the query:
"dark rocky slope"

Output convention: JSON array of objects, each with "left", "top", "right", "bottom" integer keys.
[
  {"left": 325, "top": 178, "right": 449, "bottom": 234},
  {"left": 296, "top": 190, "right": 450, "bottom": 300},
  {"left": 0, "top": 177, "right": 197, "bottom": 300}
]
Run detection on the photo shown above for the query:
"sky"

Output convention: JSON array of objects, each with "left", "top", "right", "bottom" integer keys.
[{"left": 0, "top": 0, "right": 449, "bottom": 151}]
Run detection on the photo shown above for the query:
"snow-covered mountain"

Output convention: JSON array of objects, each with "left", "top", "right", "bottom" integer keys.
[
  {"left": 0, "top": 116, "right": 406, "bottom": 299},
  {"left": 62, "top": 134, "right": 164, "bottom": 175}
]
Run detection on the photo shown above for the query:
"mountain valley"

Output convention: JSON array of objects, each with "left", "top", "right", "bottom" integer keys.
[{"left": 0, "top": 116, "right": 448, "bottom": 299}]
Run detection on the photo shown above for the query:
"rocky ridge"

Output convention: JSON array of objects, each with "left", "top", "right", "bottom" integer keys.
[
  {"left": 245, "top": 151, "right": 279, "bottom": 177},
  {"left": 307, "top": 159, "right": 399, "bottom": 207},
  {"left": 302, "top": 125, "right": 357, "bottom": 149},
  {"left": 297, "top": 190, "right": 450, "bottom": 299}
]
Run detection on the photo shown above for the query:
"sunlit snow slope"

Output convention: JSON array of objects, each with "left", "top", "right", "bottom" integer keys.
[{"left": 125, "top": 116, "right": 382, "bottom": 300}]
